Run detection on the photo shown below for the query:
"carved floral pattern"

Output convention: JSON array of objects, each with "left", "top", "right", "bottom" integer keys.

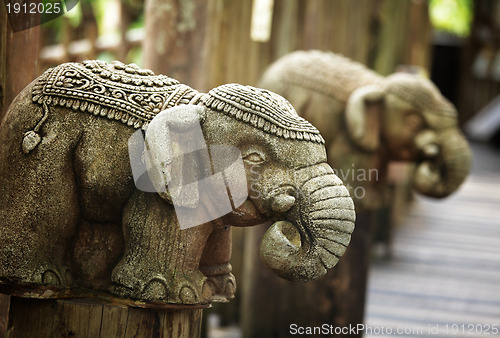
[
  {"left": 31, "top": 60, "right": 324, "bottom": 144},
  {"left": 32, "top": 60, "right": 202, "bottom": 130}
]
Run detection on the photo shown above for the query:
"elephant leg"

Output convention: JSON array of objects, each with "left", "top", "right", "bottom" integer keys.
[
  {"left": 0, "top": 137, "right": 79, "bottom": 290},
  {"left": 71, "top": 219, "right": 124, "bottom": 290},
  {"left": 199, "top": 226, "right": 236, "bottom": 302},
  {"left": 111, "top": 191, "right": 213, "bottom": 304}
]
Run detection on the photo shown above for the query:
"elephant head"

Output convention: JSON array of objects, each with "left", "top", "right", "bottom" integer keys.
[
  {"left": 345, "top": 73, "right": 471, "bottom": 198},
  {"left": 142, "top": 84, "right": 356, "bottom": 282}
]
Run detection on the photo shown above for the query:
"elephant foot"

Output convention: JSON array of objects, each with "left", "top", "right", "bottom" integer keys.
[
  {"left": 200, "top": 263, "right": 236, "bottom": 302},
  {"left": 111, "top": 266, "right": 212, "bottom": 305},
  {"left": 21, "top": 264, "right": 71, "bottom": 288},
  {"left": 40, "top": 265, "right": 74, "bottom": 288},
  {"left": 0, "top": 264, "right": 74, "bottom": 298},
  {"left": 41, "top": 268, "right": 63, "bottom": 286},
  {"left": 205, "top": 273, "right": 236, "bottom": 302}
]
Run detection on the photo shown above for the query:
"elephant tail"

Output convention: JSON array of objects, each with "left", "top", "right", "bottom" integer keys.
[{"left": 22, "top": 101, "right": 50, "bottom": 154}]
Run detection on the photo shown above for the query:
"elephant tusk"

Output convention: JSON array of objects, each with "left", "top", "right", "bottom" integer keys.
[
  {"left": 414, "top": 161, "right": 441, "bottom": 192},
  {"left": 271, "top": 194, "right": 296, "bottom": 214},
  {"left": 422, "top": 144, "right": 440, "bottom": 158},
  {"left": 260, "top": 221, "right": 302, "bottom": 276}
]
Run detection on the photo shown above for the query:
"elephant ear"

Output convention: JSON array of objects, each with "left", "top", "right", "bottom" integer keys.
[
  {"left": 345, "top": 85, "right": 384, "bottom": 152},
  {"left": 144, "top": 105, "right": 207, "bottom": 208}
]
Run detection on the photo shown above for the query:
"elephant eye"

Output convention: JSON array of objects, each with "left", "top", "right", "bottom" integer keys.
[
  {"left": 405, "top": 112, "right": 424, "bottom": 131},
  {"left": 243, "top": 152, "right": 265, "bottom": 164}
]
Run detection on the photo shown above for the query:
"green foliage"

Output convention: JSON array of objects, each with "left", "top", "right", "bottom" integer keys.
[
  {"left": 429, "top": 0, "right": 473, "bottom": 37},
  {"left": 64, "top": 1, "right": 83, "bottom": 27}
]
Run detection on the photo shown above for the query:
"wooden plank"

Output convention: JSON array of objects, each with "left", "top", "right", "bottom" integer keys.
[
  {"left": 99, "top": 305, "right": 129, "bottom": 337},
  {"left": 367, "top": 303, "right": 500, "bottom": 330},
  {"left": 64, "top": 300, "right": 104, "bottom": 337},
  {"left": 365, "top": 143, "right": 500, "bottom": 338}
]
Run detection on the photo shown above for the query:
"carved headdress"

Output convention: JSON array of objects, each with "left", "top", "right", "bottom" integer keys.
[
  {"left": 32, "top": 60, "right": 203, "bottom": 130},
  {"left": 384, "top": 73, "right": 457, "bottom": 129},
  {"left": 201, "top": 84, "right": 324, "bottom": 143}
]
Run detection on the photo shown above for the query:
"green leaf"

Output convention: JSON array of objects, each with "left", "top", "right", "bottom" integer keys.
[{"left": 429, "top": 0, "right": 473, "bottom": 37}]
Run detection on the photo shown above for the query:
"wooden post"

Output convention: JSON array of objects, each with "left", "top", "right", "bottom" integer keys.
[
  {"left": 81, "top": 0, "right": 98, "bottom": 61},
  {"left": 6, "top": 297, "right": 203, "bottom": 338},
  {"left": 142, "top": 0, "right": 208, "bottom": 90},
  {"left": 406, "top": 0, "right": 432, "bottom": 71},
  {"left": 0, "top": 2, "right": 40, "bottom": 117},
  {"left": 1, "top": 4, "right": 209, "bottom": 337},
  {"left": 0, "top": 2, "right": 6, "bottom": 119},
  {"left": 0, "top": 7, "right": 41, "bottom": 337},
  {"left": 373, "top": 0, "right": 412, "bottom": 75},
  {"left": 118, "top": 2, "right": 133, "bottom": 62},
  {"left": 241, "top": 212, "right": 374, "bottom": 338},
  {"left": 0, "top": 295, "right": 7, "bottom": 338}
]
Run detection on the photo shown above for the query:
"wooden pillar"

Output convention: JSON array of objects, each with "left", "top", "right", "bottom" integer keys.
[
  {"left": 0, "top": 3, "right": 40, "bottom": 118},
  {"left": 241, "top": 212, "right": 374, "bottom": 338},
  {"left": 81, "top": 0, "right": 98, "bottom": 61},
  {"left": 142, "top": 0, "right": 208, "bottom": 90},
  {"left": 6, "top": 297, "right": 203, "bottom": 338},
  {"left": 118, "top": 2, "right": 133, "bottom": 62},
  {"left": 0, "top": 295, "right": 7, "bottom": 338},
  {"left": 203, "top": 0, "right": 237, "bottom": 90},
  {"left": 373, "top": 0, "right": 412, "bottom": 75},
  {"left": 0, "top": 3, "right": 6, "bottom": 118},
  {"left": 406, "top": 0, "right": 432, "bottom": 70},
  {"left": 0, "top": 8, "right": 41, "bottom": 337}
]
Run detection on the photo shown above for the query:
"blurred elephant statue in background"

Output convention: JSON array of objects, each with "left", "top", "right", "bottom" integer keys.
[
  {"left": 241, "top": 50, "right": 472, "bottom": 335},
  {"left": 260, "top": 50, "right": 471, "bottom": 210},
  {"left": 0, "top": 60, "right": 355, "bottom": 306}
]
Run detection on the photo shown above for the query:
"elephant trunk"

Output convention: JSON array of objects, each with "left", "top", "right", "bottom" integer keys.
[
  {"left": 259, "top": 163, "right": 355, "bottom": 282},
  {"left": 413, "top": 129, "right": 471, "bottom": 198}
]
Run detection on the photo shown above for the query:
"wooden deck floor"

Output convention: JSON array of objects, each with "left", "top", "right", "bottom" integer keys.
[{"left": 365, "top": 142, "right": 500, "bottom": 338}]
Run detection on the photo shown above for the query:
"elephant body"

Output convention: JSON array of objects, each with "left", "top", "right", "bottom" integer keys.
[{"left": 0, "top": 61, "right": 355, "bottom": 306}]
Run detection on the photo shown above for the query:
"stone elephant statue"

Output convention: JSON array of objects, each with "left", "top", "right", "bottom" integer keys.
[
  {"left": 259, "top": 50, "right": 471, "bottom": 210},
  {"left": 0, "top": 60, "right": 355, "bottom": 306}
]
